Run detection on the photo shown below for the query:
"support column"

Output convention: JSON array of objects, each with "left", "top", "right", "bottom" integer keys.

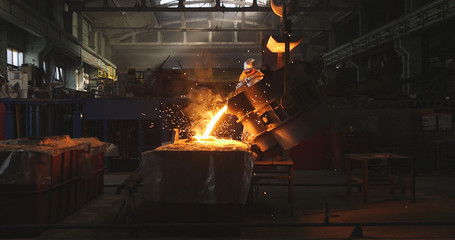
[
  {"left": 358, "top": 6, "right": 367, "bottom": 37},
  {"left": 394, "top": 37, "right": 422, "bottom": 93},
  {"left": 394, "top": 37, "right": 423, "bottom": 78},
  {"left": 0, "top": 23, "right": 7, "bottom": 78},
  {"left": 351, "top": 58, "right": 368, "bottom": 83}
]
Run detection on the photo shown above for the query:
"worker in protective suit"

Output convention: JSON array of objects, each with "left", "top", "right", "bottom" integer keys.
[
  {"left": 235, "top": 58, "right": 264, "bottom": 145},
  {"left": 236, "top": 58, "right": 264, "bottom": 92}
]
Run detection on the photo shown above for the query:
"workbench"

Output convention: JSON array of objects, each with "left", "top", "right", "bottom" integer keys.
[
  {"left": 345, "top": 153, "right": 415, "bottom": 203},
  {"left": 252, "top": 158, "right": 294, "bottom": 216}
]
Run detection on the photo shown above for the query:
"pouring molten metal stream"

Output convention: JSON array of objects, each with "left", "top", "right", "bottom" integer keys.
[
  {"left": 156, "top": 105, "right": 249, "bottom": 151},
  {"left": 195, "top": 105, "right": 228, "bottom": 141}
]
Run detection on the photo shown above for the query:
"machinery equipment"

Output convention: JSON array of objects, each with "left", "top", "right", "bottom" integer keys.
[{"left": 227, "top": 60, "right": 329, "bottom": 151}]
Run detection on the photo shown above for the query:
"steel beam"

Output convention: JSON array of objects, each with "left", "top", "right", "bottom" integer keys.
[
  {"left": 69, "top": 5, "right": 353, "bottom": 13},
  {"left": 95, "top": 27, "right": 327, "bottom": 32},
  {"left": 113, "top": 41, "right": 258, "bottom": 46},
  {"left": 112, "top": 44, "right": 261, "bottom": 50}
]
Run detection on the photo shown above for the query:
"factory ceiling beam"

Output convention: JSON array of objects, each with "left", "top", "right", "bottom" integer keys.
[
  {"left": 94, "top": 27, "right": 329, "bottom": 32},
  {"left": 112, "top": 44, "right": 261, "bottom": 50},
  {"left": 113, "top": 41, "right": 259, "bottom": 46},
  {"left": 69, "top": 3, "right": 353, "bottom": 12}
]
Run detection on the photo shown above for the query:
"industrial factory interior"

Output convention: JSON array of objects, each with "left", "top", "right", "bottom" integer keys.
[{"left": 1, "top": 0, "right": 455, "bottom": 239}]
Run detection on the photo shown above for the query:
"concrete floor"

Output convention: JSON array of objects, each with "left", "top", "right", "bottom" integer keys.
[{"left": 14, "top": 170, "right": 455, "bottom": 239}]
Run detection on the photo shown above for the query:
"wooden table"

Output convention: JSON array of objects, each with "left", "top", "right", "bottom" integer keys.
[
  {"left": 252, "top": 158, "right": 294, "bottom": 216},
  {"left": 345, "top": 153, "right": 415, "bottom": 203}
]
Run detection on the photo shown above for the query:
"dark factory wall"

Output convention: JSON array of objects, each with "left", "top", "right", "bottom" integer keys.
[
  {"left": 328, "top": 102, "right": 455, "bottom": 174},
  {"left": 290, "top": 127, "right": 330, "bottom": 170}
]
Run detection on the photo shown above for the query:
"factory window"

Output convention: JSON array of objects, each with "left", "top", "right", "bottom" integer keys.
[
  {"left": 253, "top": 0, "right": 268, "bottom": 6},
  {"left": 221, "top": 0, "right": 268, "bottom": 7},
  {"left": 159, "top": 0, "right": 268, "bottom": 7},
  {"left": 7, "top": 48, "right": 24, "bottom": 67},
  {"left": 72, "top": 12, "right": 79, "bottom": 39},
  {"left": 82, "top": 19, "right": 89, "bottom": 46},
  {"left": 185, "top": 0, "right": 210, "bottom": 7},
  {"left": 160, "top": 0, "right": 178, "bottom": 7},
  {"left": 55, "top": 67, "right": 63, "bottom": 81}
]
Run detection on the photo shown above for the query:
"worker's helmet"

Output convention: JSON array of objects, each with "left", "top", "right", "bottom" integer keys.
[{"left": 243, "top": 58, "right": 256, "bottom": 71}]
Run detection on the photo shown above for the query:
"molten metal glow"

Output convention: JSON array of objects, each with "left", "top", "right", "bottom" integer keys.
[
  {"left": 266, "top": 36, "right": 302, "bottom": 53},
  {"left": 156, "top": 138, "right": 249, "bottom": 151},
  {"left": 200, "top": 105, "right": 227, "bottom": 138},
  {"left": 271, "top": 0, "right": 283, "bottom": 18}
]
